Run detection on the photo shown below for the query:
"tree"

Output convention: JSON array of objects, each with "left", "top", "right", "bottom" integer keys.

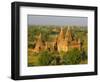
[
  {"left": 63, "top": 49, "right": 81, "bottom": 65},
  {"left": 81, "top": 50, "right": 87, "bottom": 61},
  {"left": 37, "top": 51, "right": 53, "bottom": 66},
  {"left": 51, "top": 55, "right": 61, "bottom": 65}
]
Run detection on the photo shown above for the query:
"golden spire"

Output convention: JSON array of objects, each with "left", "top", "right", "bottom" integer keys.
[
  {"left": 68, "top": 25, "right": 70, "bottom": 31},
  {"left": 33, "top": 33, "right": 44, "bottom": 52},
  {"left": 37, "top": 33, "right": 43, "bottom": 44},
  {"left": 61, "top": 27, "right": 63, "bottom": 33},
  {"left": 65, "top": 26, "right": 73, "bottom": 41},
  {"left": 38, "top": 33, "right": 42, "bottom": 40},
  {"left": 59, "top": 27, "right": 64, "bottom": 39},
  {"left": 66, "top": 25, "right": 70, "bottom": 34}
]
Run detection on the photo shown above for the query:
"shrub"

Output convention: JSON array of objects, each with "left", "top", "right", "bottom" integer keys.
[
  {"left": 51, "top": 55, "right": 61, "bottom": 65},
  {"left": 63, "top": 49, "right": 81, "bottom": 65},
  {"left": 37, "top": 51, "right": 53, "bottom": 66},
  {"left": 81, "top": 50, "right": 87, "bottom": 61}
]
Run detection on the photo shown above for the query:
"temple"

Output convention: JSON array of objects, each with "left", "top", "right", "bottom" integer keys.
[{"left": 33, "top": 26, "right": 82, "bottom": 53}]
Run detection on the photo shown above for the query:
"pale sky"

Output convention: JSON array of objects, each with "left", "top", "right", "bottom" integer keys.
[{"left": 28, "top": 15, "right": 87, "bottom": 26}]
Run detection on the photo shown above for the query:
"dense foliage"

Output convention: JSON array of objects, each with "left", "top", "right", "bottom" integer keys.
[
  {"left": 37, "top": 51, "right": 53, "bottom": 66},
  {"left": 63, "top": 49, "right": 81, "bottom": 64}
]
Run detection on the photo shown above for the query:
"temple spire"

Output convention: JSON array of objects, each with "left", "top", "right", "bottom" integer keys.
[
  {"left": 58, "top": 27, "right": 64, "bottom": 40},
  {"left": 38, "top": 33, "right": 42, "bottom": 40},
  {"left": 65, "top": 26, "right": 73, "bottom": 41}
]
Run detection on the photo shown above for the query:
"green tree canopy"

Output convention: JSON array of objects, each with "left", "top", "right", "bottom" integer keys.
[{"left": 63, "top": 49, "right": 81, "bottom": 65}]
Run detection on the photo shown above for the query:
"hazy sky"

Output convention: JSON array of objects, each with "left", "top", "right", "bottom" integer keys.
[{"left": 28, "top": 15, "right": 87, "bottom": 26}]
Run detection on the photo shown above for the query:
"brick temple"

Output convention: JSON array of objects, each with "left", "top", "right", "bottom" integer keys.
[{"left": 33, "top": 26, "right": 82, "bottom": 53}]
